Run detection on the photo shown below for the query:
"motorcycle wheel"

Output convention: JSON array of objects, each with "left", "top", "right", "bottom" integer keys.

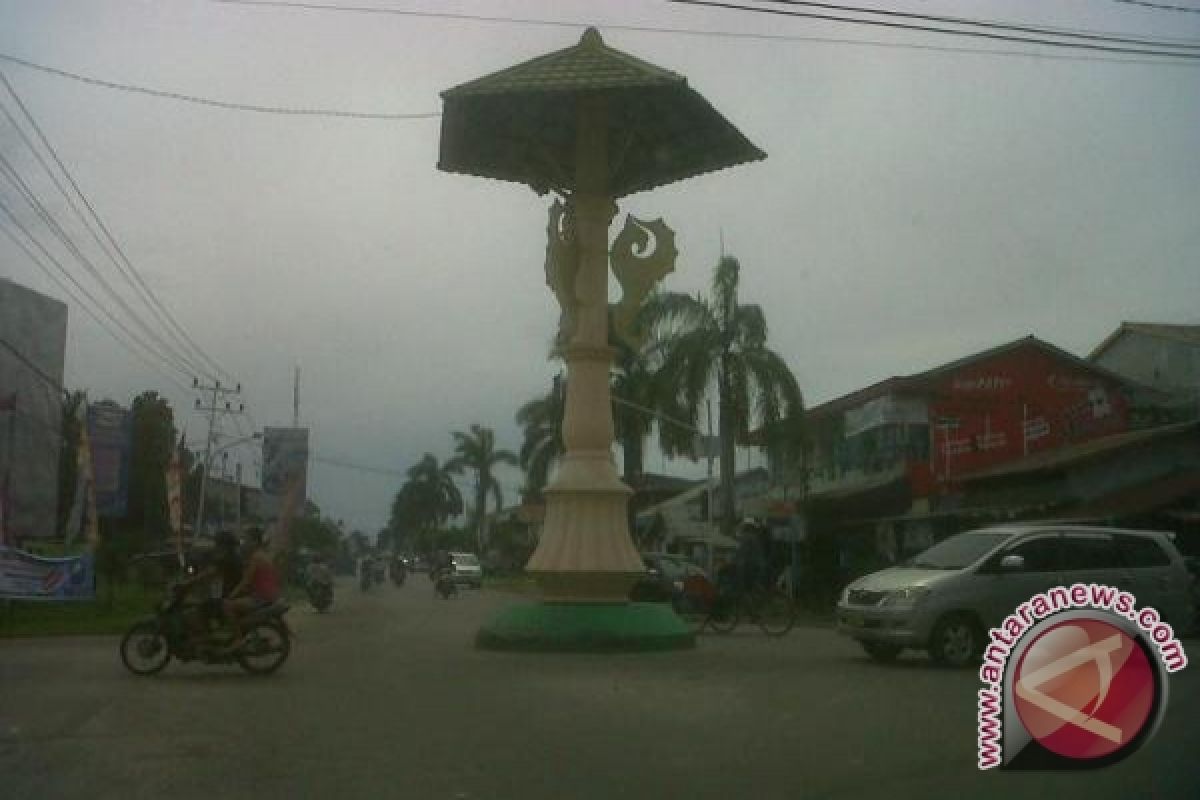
[
  {"left": 236, "top": 620, "right": 291, "bottom": 675},
  {"left": 311, "top": 589, "right": 333, "bottom": 612},
  {"left": 120, "top": 621, "right": 171, "bottom": 675}
]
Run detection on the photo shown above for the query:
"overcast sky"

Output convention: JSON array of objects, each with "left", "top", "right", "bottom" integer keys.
[{"left": 2, "top": 0, "right": 1198, "bottom": 535}]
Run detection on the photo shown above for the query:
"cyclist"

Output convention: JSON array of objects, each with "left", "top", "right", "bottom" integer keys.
[{"left": 732, "top": 517, "right": 770, "bottom": 594}]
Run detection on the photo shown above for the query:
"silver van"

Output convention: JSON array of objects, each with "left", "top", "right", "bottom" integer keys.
[{"left": 836, "top": 524, "right": 1194, "bottom": 667}]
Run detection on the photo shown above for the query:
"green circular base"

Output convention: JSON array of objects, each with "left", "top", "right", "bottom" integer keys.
[{"left": 476, "top": 601, "right": 695, "bottom": 652}]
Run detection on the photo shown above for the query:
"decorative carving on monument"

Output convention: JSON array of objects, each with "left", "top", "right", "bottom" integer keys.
[
  {"left": 609, "top": 214, "right": 677, "bottom": 348},
  {"left": 544, "top": 198, "right": 580, "bottom": 350}
]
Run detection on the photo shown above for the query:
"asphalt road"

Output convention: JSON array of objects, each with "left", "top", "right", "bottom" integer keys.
[{"left": 2, "top": 578, "right": 1197, "bottom": 800}]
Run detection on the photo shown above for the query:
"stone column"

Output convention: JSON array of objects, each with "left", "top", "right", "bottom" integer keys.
[{"left": 525, "top": 94, "right": 644, "bottom": 602}]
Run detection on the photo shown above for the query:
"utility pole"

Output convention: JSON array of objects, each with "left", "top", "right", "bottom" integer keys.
[
  {"left": 193, "top": 378, "right": 243, "bottom": 539},
  {"left": 293, "top": 364, "right": 300, "bottom": 428}
]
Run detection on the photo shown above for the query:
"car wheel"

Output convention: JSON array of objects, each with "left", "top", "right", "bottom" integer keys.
[
  {"left": 930, "top": 613, "right": 981, "bottom": 668},
  {"left": 861, "top": 641, "right": 902, "bottom": 663}
]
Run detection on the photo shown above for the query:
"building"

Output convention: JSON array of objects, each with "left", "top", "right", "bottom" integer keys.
[
  {"left": 0, "top": 278, "right": 68, "bottom": 543},
  {"left": 1089, "top": 322, "right": 1200, "bottom": 419},
  {"left": 761, "top": 336, "right": 1174, "bottom": 576}
]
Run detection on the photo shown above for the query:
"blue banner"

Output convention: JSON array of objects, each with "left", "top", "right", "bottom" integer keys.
[
  {"left": 0, "top": 546, "right": 95, "bottom": 600},
  {"left": 87, "top": 402, "right": 132, "bottom": 518}
]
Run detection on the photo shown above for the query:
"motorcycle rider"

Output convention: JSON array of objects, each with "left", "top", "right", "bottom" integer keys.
[
  {"left": 223, "top": 526, "right": 282, "bottom": 651},
  {"left": 175, "top": 530, "right": 242, "bottom": 638},
  {"left": 306, "top": 553, "right": 333, "bottom": 589}
]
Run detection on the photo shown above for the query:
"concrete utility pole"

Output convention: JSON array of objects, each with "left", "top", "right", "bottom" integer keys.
[{"left": 193, "top": 378, "right": 243, "bottom": 538}]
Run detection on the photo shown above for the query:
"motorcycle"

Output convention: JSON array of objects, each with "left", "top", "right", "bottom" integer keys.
[
  {"left": 434, "top": 567, "right": 458, "bottom": 599},
  {"left": 306, "top": 577, "right": 334, "bottom": 612},
  {"left": 391, "top": 560, "right": 408, "bottom": 587},
  {"left": 119, "top": 590, "right": 292, "bottom": 676}
]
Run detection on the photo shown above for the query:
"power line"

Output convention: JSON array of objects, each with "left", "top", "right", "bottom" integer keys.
[
  {"left": 0, "top": 70, "right": 231, "bottom": 383},
  {"left": 0, "top": 52, "right": 441, "bottom": 120},
  {"left": 0, "top": 149, "right": 200, "bottom": 377},
  {"left": 311, "top": 452, "right": 406, "bottom": 477},
  {"left": 0, "top": 68, "right": 235, "bottom": 384},
  {"left": 755, "top": 1, "right": 1200, "bottom": 47},
  {"left": 207, "top": 0, "right": 1200, "bottom": 66},
  {"left": 1110, "top": 0, "right": 1200, "bottom": 13},
  {"left": 0, "top": 215, "right": 192, "bottom": 392},
  {"left": 0, "top": 336, "right": 65, "bottom": 395},
  {"left": 670, "top": 0, "right": 1200, "bottom": 59}
]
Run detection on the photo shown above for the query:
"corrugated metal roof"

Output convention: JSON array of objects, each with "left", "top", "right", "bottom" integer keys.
[
  {"left": 959, "top": 420, "right": 1199, "bottom": 482},
  {"left": 1089, "top": 321, "right": 1200, "bottom": 360}
]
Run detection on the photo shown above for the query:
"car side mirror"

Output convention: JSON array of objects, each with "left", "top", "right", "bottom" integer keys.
[{"left": 999, "top": 554, "right": 1025, "bottom": 571}]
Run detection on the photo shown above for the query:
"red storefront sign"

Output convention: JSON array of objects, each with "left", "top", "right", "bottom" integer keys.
[{"left": 928, "top": 345, "right": 1129, "bottom": 484}]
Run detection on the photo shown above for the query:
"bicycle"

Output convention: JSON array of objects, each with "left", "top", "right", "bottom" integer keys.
[{"left": 673, "top": 575, "right": 796, "bottom": 637}]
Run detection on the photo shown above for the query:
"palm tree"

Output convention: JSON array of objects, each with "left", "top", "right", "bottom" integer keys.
[
  {"left": 645, "top": 255, "right": 804, "bottom": 533},
  {"left": 612, "top": 337, "right": 657, "bottom": 488},
  {"left": 390, "top": 453, "right": 463, "bottom": 552},
  {"left": 447, "top": 424, "right": 518, "bottom": 555},
  {"left": 516, "top": 380, "right": 565, "bottom": 499}
]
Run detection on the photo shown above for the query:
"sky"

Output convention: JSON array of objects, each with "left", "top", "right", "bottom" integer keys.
[{"left": 1, "top": 0, "right": 1198, "bottom": 536}]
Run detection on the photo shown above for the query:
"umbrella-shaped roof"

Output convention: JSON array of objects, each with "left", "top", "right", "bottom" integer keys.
[{"left": 438, "top": 28, "right": 765, "bottom": 197}]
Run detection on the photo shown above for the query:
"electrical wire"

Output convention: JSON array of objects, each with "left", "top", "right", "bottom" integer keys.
[
  {"left": 0, "top": 52, "right": 441, "bottom": 120},
  {"left": 0, "top": 69, "right": 235, "bottom": 384},
  {"left": 205, "top": 0, "right": 1200, "bottom": 66},
  {"left": 0, "top": 149, "right": 200, "bottom": 377},
  {"left": 0, "top": 336, "right": 65, "bottom": 394},
  {"left": 754, "top": 1, "right": 1200, "bottom": 47},
  {"left": 1110, "top": 0, "right": 1200, "bottom": 13},
  {"left": 669, "top": 0, "right": 1200, "bottom": 59},
  {"left": 0, "top": 214, "right": 192, "bottom": 392}
]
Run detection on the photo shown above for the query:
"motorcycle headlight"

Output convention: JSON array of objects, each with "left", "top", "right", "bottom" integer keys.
[{"left": 879, "top": 587, "right": 931, "bottom": 609}]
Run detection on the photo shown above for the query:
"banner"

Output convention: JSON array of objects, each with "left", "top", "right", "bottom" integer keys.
[
  {"left": 166, "top": 438, "right": 183, "bottom": 561},
  {"left": 261, "top": 427, "right": 308, "bottom": 521},
  {"left": 87, "top": 401, "right": 132, "bottom": 518},
  {"left": 0, "top": 546, "right": 95, "bottom": 600}
]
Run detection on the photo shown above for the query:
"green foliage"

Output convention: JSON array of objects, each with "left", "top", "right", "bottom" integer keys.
[
  {"left": 288, "top": 515, "right": 341, "bottom": 557},
  {"left": 128, "top": 391, "right": 176, "bottom": 538},
  {"left": 388, "top": 454, "right": 463, "bottom": 551},
  {"left": 516, "top": 382, "right": 564, "bottom": 498},
  {"left": 55, "top": 390, "right": 86, "bottom": 536},
  {"left": 643, "top": 255, "right": 804, "bottom": 531},
  {"left": 447, "top": 424, "right": 518, "bottom": 553}
]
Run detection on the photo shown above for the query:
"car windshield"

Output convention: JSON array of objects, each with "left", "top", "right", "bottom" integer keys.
[
  {"left": 906, "top": 531, "right": 1015, "bottom": 570},
  {"left": 453, "top": 554, "right": 479, "bottom": 566}
]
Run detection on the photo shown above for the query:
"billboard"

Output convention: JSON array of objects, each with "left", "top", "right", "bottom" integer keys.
[
  {"left": 0, "top": 278, "right": 67, "bottom": 542},
  {"left": 0, "top": 545, "right": 95, "bottom": 600},
  {"left": 261, "top": 427, "right": 308, "bottom": 520},
  {"left": 87, "top": 401, "right": 132, "bottom": 518}
]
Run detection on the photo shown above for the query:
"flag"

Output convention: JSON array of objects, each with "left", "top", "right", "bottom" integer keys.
[{"left": 166, "top": 432, "right": 184, "bottom": 565}]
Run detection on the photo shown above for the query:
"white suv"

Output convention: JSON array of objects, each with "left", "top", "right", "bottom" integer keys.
[
  {"left": 448, "top": 552, "right": 483, "bottom": 589},
  {"left": 837, "top": 525, "right": 1194, "bottom": 667}
]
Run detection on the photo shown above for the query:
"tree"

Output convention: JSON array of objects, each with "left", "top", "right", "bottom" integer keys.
[
  {"left": 447, "top": 424, "right": 518, "bottom": 555},
  {"left": 515, "top": 380, "right": 565, "bottom": 500},
  {"left": 645, "top": 255, "right": 804, "bottom": 533},
  {"left": 389, "top": 454, "right": 463, "bottom": 553},
  {"left": 128, "top": 391, "right": 176, "bottom": 539},
  {"left": 55, "top": 390, "right": 86, "bottom": 536},
  {"left": 611, "top": 339, "right": 656, "bottom": 488}
]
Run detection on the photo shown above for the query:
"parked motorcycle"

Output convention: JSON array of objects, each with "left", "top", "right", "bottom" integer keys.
[{"left": 119, "top": 590, "right": 292, "bottom": 676}]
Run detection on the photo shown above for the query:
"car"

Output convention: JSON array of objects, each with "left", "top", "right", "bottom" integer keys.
[
  {"left": 448, "top": 552, "right": 483, "bottom": 589},
  {"left": 630, "top": 553, "right": 708, "bottom": 603},
  {"left": 836, "top": 524, "right": 1195, "bottom": 667}
]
